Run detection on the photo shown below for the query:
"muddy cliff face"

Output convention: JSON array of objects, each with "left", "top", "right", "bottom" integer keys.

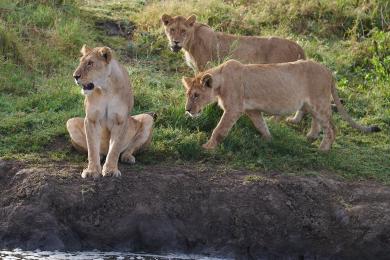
[{"left": 0, "top": 159, "right": 389, "bottom": 259}]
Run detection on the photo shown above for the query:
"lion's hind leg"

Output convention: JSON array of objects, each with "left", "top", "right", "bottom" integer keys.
[
  {"left": 309, "top": 104, "right": 335, "bottom": 151},
  {"left": 306, "top": 117, "right": 321, "bottom": 142},
  {"left": 67, "top": 117, "right": 88, "bottom": 154},
  {"left": 246, "top": 110, "right": 272, "bottom": 141},
  {"left": 305, "top": 104, "right": 320, "bottom": 143},
  {"left": 120, "top": 113, "right": 155, "bottom": 164},
  {"left": 286, "top": 104, "right": 308, "bottom": 124},
  {"left": 66, "top": 117, "right": 110, "bottom": 159},
  {"left": 286, "top": 109, "right": 304, "bottom": 124}
]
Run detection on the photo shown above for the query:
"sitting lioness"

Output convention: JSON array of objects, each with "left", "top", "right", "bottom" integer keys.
[
  {"left": 182, "top": 59, "right": 380, "bottom": 151},
  {"left": 161, "top": 14, "right": 307, "bottom": 123},
  {"left": 67, "top": 45, "right": 155, "bottom": 178}
]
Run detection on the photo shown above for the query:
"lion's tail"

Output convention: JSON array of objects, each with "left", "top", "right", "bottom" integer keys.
[{"left": 330, "top": 78, "right": 380, "bottom": 133}]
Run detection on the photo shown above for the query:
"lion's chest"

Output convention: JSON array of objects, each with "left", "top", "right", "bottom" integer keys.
[
  {"left": 85, "top": 94, "right": 128, "bottom": 128},
  {"left": 184, "top": 51, "right": 197, "bottom": 71},
  {"left": 217, "top": 98, "right": 226, "bottom": 111}
]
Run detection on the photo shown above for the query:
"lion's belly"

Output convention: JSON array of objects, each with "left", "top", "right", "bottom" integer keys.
[
  {"left": 243, "top": 97, "right": 304, "bottom": 115},
  {"left": 242, "top": 69, "right": 308, "bottom": 115}
]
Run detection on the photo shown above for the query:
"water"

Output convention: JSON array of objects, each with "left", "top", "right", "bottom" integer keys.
[{"left": 0, "top": 249, "right": 229, "bottom": 260}]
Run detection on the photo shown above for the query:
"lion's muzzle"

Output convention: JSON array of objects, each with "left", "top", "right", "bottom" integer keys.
[{"left": 185, "top": 110, "right": 200, "bottom": 118}]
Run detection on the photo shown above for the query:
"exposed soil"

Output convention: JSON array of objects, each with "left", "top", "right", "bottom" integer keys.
[{"left": 0, "top": 158, "right": 389, "bottom": 259}]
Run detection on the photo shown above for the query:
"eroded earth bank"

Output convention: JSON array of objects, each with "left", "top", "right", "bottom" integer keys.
[{"left": 0, "top": 159, "right": 389, "bottom": 259}]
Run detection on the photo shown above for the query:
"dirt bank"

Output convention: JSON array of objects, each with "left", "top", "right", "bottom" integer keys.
[{"left": 0, "top": 159, "right": 389, "bottom": 259}]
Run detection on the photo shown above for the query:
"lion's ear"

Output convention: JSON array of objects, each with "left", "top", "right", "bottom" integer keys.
[
  {"left": 161, "top": 14, "right": 172, "bottom": 26},
  {"left": 182, "top": 76, "right": 192, "bottom": 89},
  {"left": 80, "top": 44, "right": 92, "bottom": 56},
  {"left": 201, "top": 74, "right": 213, "bottom": 88},
  {"left": 185, "top": 15, "right": 196, "bottom": 27},
  {"left": 98, "top": 47, "right": 112, "bottom": 63}
]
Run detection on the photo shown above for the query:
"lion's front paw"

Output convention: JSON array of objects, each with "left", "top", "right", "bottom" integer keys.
[
  {"left": 102, "top": 165, "right": 121, "bottom": 177},
  {"left": 202, "top": 140, "right": 217, "bottom": 150},
  {"left": 120, "top": 153, "right": 136, "bottom": 164},
  {"left": 81, "top": 167, "right": 101, "bottom": 179}
]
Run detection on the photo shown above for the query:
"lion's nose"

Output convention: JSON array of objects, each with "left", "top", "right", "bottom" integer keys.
[
  {"left": 73, "top": 75, "right": 81, "bottom": 80},
  {"left": 173, "top": 41, "right": 179, "bottom": 45}
]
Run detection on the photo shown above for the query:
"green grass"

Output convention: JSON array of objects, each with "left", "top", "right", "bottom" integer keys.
[{"left": 0, "top": 0, "right": 389, "bottom": 183}]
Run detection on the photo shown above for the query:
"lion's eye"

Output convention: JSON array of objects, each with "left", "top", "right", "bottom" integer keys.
[
  {"left": 194, "top": 93, "right": 199, "bottom": 99},
  {"left": 181, "top": 29, "right": 186, "bottom": 34},
  {"left": 170, "top": 28, "right": 175, "bottom": 32},
  {"left": 87, "top": 61, "right": 93, "bottom": 66}
]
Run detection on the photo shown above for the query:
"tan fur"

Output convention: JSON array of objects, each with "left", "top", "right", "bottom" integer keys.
[
  {"left": 161, "top": 14, "right": 306, "bottom": 72},
  {"left": 161, "top": 14, "right": 307, "bottom": 123},
  {"left": 68, "top": 45, "right": 154, "bottom": 178},
  {"left": 182, "top": 59, "right": 379, "bottom": 151}
]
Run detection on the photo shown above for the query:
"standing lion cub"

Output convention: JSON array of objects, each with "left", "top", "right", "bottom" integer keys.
[
  {"left": 161, "top": 14, "right": 305, "bottom": 72},
  {"left": 182, "top": 59, "right": 380, "bottom": 151},
  {"left": 67, "top": 45, "right": 155, "bottom": 178}
]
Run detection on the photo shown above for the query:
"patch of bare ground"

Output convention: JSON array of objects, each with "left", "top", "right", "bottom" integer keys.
[{"left": 0, "top": 158, "right": 389, "bottom": 259}]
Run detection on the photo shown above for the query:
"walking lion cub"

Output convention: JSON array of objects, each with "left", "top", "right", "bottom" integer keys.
[
  {"left": 182, "top": 59, "right": 380, "bottom": 151},
  {"left": 67, "top": 45, "right": 155, "bottom": 178}
]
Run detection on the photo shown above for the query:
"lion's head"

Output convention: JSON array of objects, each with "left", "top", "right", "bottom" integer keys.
[
  {"left": 182, "top": 73, "right": 220, "bottom": 117},
  {"left": 161, "top": 14, "right": 196, "bottom": 52},
  {"left": 73, "top": 45, "right": 113, "bottom": 96}
]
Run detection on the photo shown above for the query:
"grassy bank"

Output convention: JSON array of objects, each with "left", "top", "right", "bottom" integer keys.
[{"left": 0, "top": 0, "right": 389, "bottom": 182}]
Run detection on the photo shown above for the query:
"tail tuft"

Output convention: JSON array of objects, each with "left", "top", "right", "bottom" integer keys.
[{"left": 370, "top": 125, "right": 381, "bottom": 132}]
